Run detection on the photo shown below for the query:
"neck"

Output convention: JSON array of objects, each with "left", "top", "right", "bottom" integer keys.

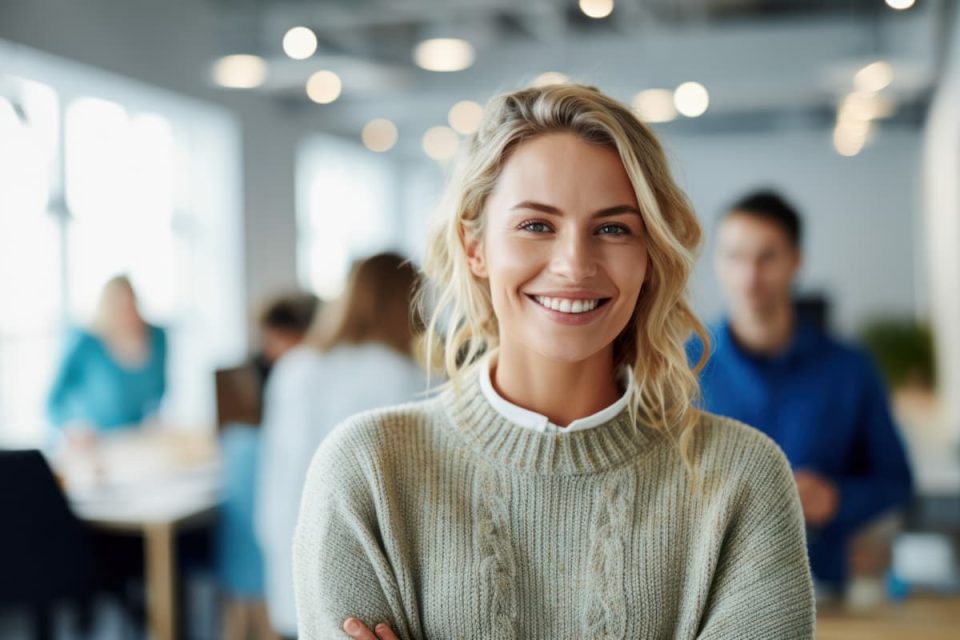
[
  {"left": 492, "top": 345, "right": 621, "bottom": 427},
  {"left": 728, "top": 303, "right": 795, "bottom": 355}
]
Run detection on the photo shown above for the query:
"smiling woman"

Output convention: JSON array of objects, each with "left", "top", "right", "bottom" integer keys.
[{"left": 293, "top": 84, "right": 815, "bottom": 639}]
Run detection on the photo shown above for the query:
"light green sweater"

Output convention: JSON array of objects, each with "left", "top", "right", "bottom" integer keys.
[{"left": 293, "top": 369, "right": 815, "bottom": 639}]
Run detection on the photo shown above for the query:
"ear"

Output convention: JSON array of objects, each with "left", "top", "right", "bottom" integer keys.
[{"left": 464, "top": 231, "right": 488, "bottom": 279}]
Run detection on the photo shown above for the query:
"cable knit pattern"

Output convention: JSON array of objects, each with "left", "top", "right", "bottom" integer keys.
[
  {"left": 582, "top": 471, "right": 635, "bottom": 638},
  {"left": 293, "top": 366, "right": 815, "bottom": 639},
  {"left": 475, "top": 462, "right": 519, "bottom": 639}
]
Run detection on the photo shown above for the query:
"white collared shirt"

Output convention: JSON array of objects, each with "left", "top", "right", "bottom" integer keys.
[{"left": 478, "top": 352, "right": 633, "bottom": 434}]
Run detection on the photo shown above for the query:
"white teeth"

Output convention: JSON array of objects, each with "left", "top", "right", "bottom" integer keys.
[{"left": 533, "top": 296, "right": 602, "bottom": 314}]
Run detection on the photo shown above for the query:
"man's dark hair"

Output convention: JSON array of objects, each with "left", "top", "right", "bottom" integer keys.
[
  {"left": 726, "top": 190, "right": 802, "bottom": 249},
  {"left": 258, "top": 292, "right": 320, "bottom": 335}
]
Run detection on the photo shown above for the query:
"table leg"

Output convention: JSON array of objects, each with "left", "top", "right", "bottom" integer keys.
[{"left": 144, "top": 522, "right": 177, "bottom": 640}]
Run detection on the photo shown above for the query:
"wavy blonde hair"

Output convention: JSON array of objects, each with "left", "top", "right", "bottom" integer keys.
[{"left": 419, "top": 84, "right": 710, "bottom": 473}]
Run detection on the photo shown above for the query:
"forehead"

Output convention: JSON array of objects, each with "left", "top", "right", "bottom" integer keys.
[
  {"left": 489, "top": 132, "right": 638, "bottom": 207},
  {"left": 717, "top": 211, "right": 795, "bottom": 251}
]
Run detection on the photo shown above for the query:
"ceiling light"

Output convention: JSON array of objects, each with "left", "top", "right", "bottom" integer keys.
[
  {"left": 362, "top": 119, "right": 398, "bottom": 152},
  {"left": 283, "top": 27, "right": 318, "bottom": 60},
  {"left": 885, "top": 0, "right": 915, "bottom": 10},
  {"left": 854, "top": 61, "right": 894, "bottom": 93},
  {"left": 579, "top": 0, "right": 615, "bottom": 19},
  {"left": 211, "top": 55, "right": 267, "bottom": 89},
  {"left": 306, "top": 70, "right": 342, "bottom": 104},
  {"left": 531, "top": 72, "right": 570, "bottom": 87},
  {"left": 413, "top": 38, "right": 475, "bottom": 72},
  {"left": 422, "top": 126, "right": 459, "bottom": 161},
  {"left": 448, "top": 100, "right": 484, "bottom": 135},
  {"left": 838, "top": 92, "right": 895, "bottom": 122},
  {"left": 833, "top": 121, "right": 871, "bottom": 157},
  {"left": 632, "top": 89, "right": 677, "bottom": 123},
  {"left": 674, "top": 82, "right": 709, "bottom": 118}
]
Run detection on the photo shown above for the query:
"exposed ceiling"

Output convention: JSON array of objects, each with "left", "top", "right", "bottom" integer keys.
[{"left": 202, "top": 0, "right": 944, "bottom": 153}]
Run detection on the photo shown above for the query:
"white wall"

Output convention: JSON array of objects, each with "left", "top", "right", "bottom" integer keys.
[
  {"left": 923, "top": 6, "right": 960, "bottom": 433},
  {"left": 664, "top": 127, "right": 922, "bottom": 336}
]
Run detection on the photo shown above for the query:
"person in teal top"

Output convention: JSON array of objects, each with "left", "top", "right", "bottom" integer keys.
[{"left": 47, "top": 275, "right": 167, "bottom": 433}]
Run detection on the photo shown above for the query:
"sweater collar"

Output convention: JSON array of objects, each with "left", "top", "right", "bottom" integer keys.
[{"left": 442, "top": 365, "right": 664, "bottom": 476}]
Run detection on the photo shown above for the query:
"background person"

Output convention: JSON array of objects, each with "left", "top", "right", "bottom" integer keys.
[
  {"left": 257, "top": 252, "right": 427, "bottom": 640},
  {"left": 47, "top": 274, "right": 166, "bottom": 445},
  {"left": 689, "top": 189, "right": 914, "bottom": 596}
]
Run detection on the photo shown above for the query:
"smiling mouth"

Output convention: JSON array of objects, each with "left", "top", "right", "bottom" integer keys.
[{"left": 528, "top": 295, "right": 612, "bottom": 315}]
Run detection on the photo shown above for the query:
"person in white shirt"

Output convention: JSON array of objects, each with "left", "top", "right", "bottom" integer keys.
[{"left": 255, "top": 252, "right": 427, "bottom": 639}]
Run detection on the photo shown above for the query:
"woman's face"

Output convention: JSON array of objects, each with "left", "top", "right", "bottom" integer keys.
[{"left": 467, "top": 132, "right": 649, "bottom": 366}]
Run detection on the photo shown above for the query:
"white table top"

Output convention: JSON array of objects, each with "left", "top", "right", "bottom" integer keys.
[
  {"left": 58, "top": 428, "right": 223, "bottom": 529},
  {"left": 68, "top": 462, "right": 222, "bottom": 529}
]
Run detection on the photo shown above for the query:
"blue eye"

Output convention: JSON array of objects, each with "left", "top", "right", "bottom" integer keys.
[
  {"left": 519, "top": 220, "right": 551, "bottom": 233},
  {"left": 597, "top": 223, "right": 630, "bottom": 236}
]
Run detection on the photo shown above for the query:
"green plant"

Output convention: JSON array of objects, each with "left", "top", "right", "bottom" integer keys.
[{"left": 859, "top": 319, "right": 936, "bottom": 389}]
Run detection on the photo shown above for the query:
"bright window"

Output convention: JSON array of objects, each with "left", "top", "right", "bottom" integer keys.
[
  {"left": 297, "top": 137, "right": 397, "bottom": 298},
  {"left": 0, "top": 55, "right": 244, "bottom": 447}
]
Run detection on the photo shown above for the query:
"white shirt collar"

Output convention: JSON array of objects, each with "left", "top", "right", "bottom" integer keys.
[{"left": 478, "top": 351, "right": 633, "bottom": 435}]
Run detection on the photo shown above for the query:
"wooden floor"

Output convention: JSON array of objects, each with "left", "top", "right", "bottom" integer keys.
[{"left": 816, "top": 595, "right": 960, "bottom": 640}]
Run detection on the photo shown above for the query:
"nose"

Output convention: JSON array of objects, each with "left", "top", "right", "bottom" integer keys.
[{"left": 549, "top": 231, "right": 598, "bottom": 282}]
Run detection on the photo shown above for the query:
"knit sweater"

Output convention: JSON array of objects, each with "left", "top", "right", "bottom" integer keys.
[{"left": 293, "top": 368, "right": 815, "bottom": 639}]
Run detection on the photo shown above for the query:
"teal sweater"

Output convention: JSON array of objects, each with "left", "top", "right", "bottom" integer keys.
[
  {"left": 293, "top": 368, "right": 815, "bottom": 638},
  {"left": 46, "top": 325, "right": 166, "bottom": 430}
]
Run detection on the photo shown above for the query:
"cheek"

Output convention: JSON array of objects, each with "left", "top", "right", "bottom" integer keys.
[
  {"left": 485, "top": 237, "right": 544, "bottom": 293},
  {"left": 610, "top": 248, "right": 648, "bottom": 294}
]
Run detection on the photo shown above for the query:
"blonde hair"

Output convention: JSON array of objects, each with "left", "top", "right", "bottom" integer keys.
[
  {"left": 91, "top": 274, "right": 144, "bottom": 337},
  {"left": 308, "top": 252, "right": 422, "bottom": 358},
  {"left": 419, "top": 84, "right": 710, "bottom": 474}
]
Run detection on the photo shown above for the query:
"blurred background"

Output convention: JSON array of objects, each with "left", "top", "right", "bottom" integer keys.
[{"left": 0, "top": 0, "right": 958, "bottom": 638}]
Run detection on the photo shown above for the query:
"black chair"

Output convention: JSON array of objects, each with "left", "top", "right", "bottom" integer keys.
[{"left": 0, "top": 449, "right": 96, "bottom": 639}]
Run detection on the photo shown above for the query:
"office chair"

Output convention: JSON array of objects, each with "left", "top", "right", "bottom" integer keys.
[{"left": 0, "top": 449, "right": 96, "bottom": 639}]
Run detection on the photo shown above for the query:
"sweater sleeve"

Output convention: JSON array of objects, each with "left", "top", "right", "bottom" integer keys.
[
  {"left": 46, "top": 328, "right": 87, "bottom": 428},
  {"left": 293, "top": 417, "right": 421, "bottom": 640},
  {"left": 827, "top": 360, "right": 913, "bottom": 534},
  {"left": 697, "top": 432, "right": 815, "bottom": 640}
]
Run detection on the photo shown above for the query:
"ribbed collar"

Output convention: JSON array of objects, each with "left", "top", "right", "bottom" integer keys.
[{"left": 441, "top": 366, "right": 665, "bottom": 476}]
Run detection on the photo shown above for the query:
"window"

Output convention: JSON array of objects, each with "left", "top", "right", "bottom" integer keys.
[
  {"left": 0, "top": 48, "right": 244, "bottom": 447},
  {"left": 297, "top": 136, "right": 397, "bottom": 298}
]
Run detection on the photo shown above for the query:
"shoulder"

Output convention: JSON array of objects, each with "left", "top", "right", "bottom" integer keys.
[
  {"left": 693, "top": 411, "right": 793, "bottom": 485},
  {"left": 814, "top": 332, "right": 883, "bottom": 388},
  {"left": 685, "top": 321, "right": 726, "bottom": 367},
  {"left": 59, "top": 326, "right": 98, "bottom": 357},
  {"left": 68, "top": 325, "right": 96, "bottom": 346},
  {"left": 271, "top": 345, "right": 325, "bottom": 382},
  {"left": 303, "top": 397, "right": 443, "bottom": 487},
  {"left": 353, "top": 343, "right": 423, "bottom": 371},
  {"left": 319, "top": 398, "right": 441, "bottom": 460}
]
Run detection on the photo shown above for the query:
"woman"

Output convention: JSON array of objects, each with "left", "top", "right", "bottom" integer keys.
[
  {"left": 257, "top": 253, "right": 427, "bottom": 640},
  {"left": 47, "top": 274, "right": 166, "bottom": 440},
  {"left": 294, "top": 85, "right": 814, "bottom": 639}
]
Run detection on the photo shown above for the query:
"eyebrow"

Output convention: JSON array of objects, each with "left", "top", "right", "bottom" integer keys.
[{"left": 510, "top": 201, "right": 643, "bottom": 218}]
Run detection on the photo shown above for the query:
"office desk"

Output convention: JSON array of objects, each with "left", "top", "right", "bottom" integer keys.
[
  {"left": 62, "top": 431, "right": 221, "bottom": 640},
  {"left": 817, "top": 595, "right": 960, "bottom": 639}
]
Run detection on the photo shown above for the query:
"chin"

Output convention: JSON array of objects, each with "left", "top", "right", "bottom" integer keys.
[{"left": 528, "top": 338, "right": 612, "bottom": 365}]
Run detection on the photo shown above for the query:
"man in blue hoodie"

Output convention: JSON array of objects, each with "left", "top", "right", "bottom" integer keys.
[{"left": 689, "top": 190, "right": 913, "bottom": 595}]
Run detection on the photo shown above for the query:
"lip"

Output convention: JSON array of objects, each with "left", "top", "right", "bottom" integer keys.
[{"left": 525, "top": 293, "right": 613, "bottom": 326}]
